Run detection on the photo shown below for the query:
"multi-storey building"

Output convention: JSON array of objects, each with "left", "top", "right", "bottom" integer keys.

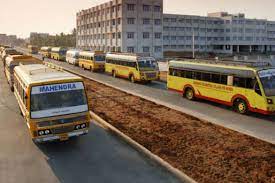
[{"left": 76, "top": 0, "right": 275, "bottom": 58}]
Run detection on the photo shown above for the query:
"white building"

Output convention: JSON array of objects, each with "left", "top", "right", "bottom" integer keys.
[{"left": 76, "top": 0, "right": 275, "bottom": 58}]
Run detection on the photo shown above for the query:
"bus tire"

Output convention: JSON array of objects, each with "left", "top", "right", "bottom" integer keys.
[
  {"left": 234, "top": 99, "right": 248, "bottom": 114},
  {"left": 112, "top": 70, "right": 116, "bottom": 78},
  {"left": 185, "top": 88, "right": 195, "bottom": 100},
  {"left": 129, "top": 75, "right": 135, "bottom": 83}
]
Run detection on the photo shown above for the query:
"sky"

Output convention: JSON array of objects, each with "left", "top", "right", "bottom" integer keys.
[{"left": 0, "top": 0, "right": 274, "bottom": 38}]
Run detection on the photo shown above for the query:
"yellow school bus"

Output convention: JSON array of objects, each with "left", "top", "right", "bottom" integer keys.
[
  {"left": 40, "top": 46, "right": 52, "bottom": 58},
  {"left": 14, "top": 64, "right": 90, "bottom": 142},
  {"left": 28, "top": 45, "right": 39, "bottom": 54},
  {"left": 51, "top": 47, "right": 67, "bottom": 61},
  {"left": 167, "top": 59, "right": 275, "bottom": 115},
  {"left": 78, "top": 51, "right": 105, "bottom": 71},
  {"left": 105, "top": 53, "right": 159, "bottom": 83},
  {"left": 5, "top": 55, "right": 43, "bottom": 91}
]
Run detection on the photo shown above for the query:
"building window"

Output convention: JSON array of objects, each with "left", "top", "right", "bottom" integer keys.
[
  {"left": 143, "top": 5, "right": 151, "bottom": 11},
  {"left": 117, "top": 18, "right": 121, "bottom": 25},
  {"left": 154, "top": 46, "right": 162, "bottom": 52},
  {"left": 127, "top": 32, "right": 135, "bottom": 39},
  {"left": 127, "top": 4, "right": 135, "bottom": 11},
  {"left": 143, "top": 32, "right": 150, "bottom": 39},
  {"left": 155, "top": 33, "right": 162, "bottom": 39},
  {"left": 127, "top": 18, "right": 135, "bottom": 25},
  {"left": 143, "top": 18, "right": 151, "bottom": 25},
  {"left": 117, "top": 32, "right": 121, "bottom": 39},
  {"left": 154, "top": 19, "right": 161, "bottom": 25},
  {"left": 112, "top": 6, "right": 115, "bottom": 13},
  {"left": 112, "top": 33, "right": 116, "bottom": 39},
  {"left": 127, "top": 47, "right": 135, "bottom": 53},
  {"left": 154, "top": 5, "right": 161, "bottom": 12},
  {"left": 112, "top": 19, "right": 116, "bottom": 26},
  {"left": 117, "top": 5, "right": 121, "bottom": 12},
  {"left": 171, "top": 18, "right": 177, "bottom": 22},
  {"left": 143, "top": 47, "right": 150, "bottom": 53}
]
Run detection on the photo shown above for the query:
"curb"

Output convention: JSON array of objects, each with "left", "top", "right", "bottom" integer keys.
[{"left": 90, "top": 111, "right": 197, "bottom": 183}]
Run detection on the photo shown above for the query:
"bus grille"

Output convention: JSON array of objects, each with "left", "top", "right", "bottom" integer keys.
[
  {"left": 38, "top": 116, "right": 87, "bottom": 127},
  {"left": 146, "top": 72, "right": 157, "bottom": 79},
  {"left": 52, "top": 126, "right": 75, "bottom": 135}
]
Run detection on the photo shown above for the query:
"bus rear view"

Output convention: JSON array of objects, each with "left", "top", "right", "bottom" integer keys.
[{"left": 14, "top": 64, "right": 90, "bottom": 143}]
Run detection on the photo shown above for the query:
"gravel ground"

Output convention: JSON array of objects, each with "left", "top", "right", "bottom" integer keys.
[{"left": 85, "top": 79, "right": 275, "bottom": 183}]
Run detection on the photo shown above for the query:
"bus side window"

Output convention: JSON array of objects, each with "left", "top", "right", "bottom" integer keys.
[
  {"left": 194, "top": 71, "right": 201, "bottom": 80},
  {"left": 169, "top": 68, "right": 173, "bottom": 75},
  {"left": 246, "top": 78, "right": 256, "bottom": 89},
  {"left": 254, "top": 82, "right": 262, "bottom": 96},
  {"left": 185, "top": 71, "right": 193, "bottom": 79},
  {"left": 211, "top": 74, "right": 221, "bottom": 84},
  {"left": 202, "top": 73, "right": 211, "bottom": 82},
  {"left": 221, "top": 75, "right": 227, "bottom": 85},
  {"left": 233, "top": 77, "right": 246, "bottom": 88}
]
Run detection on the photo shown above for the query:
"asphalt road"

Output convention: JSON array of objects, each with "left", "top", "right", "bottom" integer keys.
[
  {"left": 0, "top": 60, "right": 181, "bottom": 183},
  {"left": 25, "top": 51, "right": 275, "bottom": 145}
]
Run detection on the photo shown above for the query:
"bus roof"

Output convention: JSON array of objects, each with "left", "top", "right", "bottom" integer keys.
[
  {"left": 14, "top": 64, "right": 82, "bottom": 85},
  {"left": 169, "top": 59, "right": 271, "bottom": 70},
  {"left": 40, "top": 46, "right": 52, "bottom": 51},
  {"left": 169, "top": 60, "right": 269, "bottom": 78},
  {"left": 67, "top": 50, "right": 80, "bottom": 55},
  {"left": 6, "top": 55, "right": 42, "bottom": 66},
  {"left": 51, "top": 47, "right": 67, "bottom": 52},
  {"left": 106, "top": 53, "right": 155, "bottom": 62},
  {"left": 79, "top": 51, "right": 103, "bottom": 57}
]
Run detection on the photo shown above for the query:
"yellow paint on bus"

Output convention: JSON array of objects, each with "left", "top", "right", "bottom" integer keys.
[
  {"left": 167, "top": 59, "right": 275, "bottom": 115},
  {"left": 78, "top": 51, "right": 105, "bottom": 72},
  {"left": 105, "top": 53, "right": 159, "bottom": 83}
]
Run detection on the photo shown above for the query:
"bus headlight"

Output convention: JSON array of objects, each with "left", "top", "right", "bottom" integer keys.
[
  {"left": 38, "top": 130, "right": 45, "bottom": 136},
  {"left": 75, "top": 125, "right": 81, "bottom": 130},
  {"left": 44, "top": 130, "right": 51, "bottom": 135},
  {"left": 267, "top": 99, "right": 273, "bottom": 104},
  {"left": 81, "top": 124, "right": 86, "bottom": 129}
]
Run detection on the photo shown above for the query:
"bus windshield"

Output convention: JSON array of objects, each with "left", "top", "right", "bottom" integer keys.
[
  {"left": 258, "top": 69, "right": 275, "bottom": 96},
  {"left": 30, "top": 82, "right": 88, "bottom": 119},
  {"left": 138, "top": 60, "right": 157, "bottom": 70},
  {"left": 95, "top": 55, "right": 105, "bottom": 62}
]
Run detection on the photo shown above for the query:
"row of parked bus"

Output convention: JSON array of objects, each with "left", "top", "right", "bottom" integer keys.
[
  {"left": 38, "top": 46, "right": 160, "bottom": 83},
  {"left": 0, "top": 45, "right": 90, "bottom": 143},
  {"left": 35, "top": 45, "right": 275, "bottom": 116}
]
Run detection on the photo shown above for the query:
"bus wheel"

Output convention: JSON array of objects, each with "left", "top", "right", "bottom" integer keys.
[
  {"left": 185, "top": 88, "right": 195, "bottom": 100},
  {"left": 112, "top": 70, "right": 116, "bottom": 78},
  {"left": 234, "top": 99, "right": 248, "bottom": 114},
  {"left": 130, "top": 75, "right": 135, "bottom": 83}
]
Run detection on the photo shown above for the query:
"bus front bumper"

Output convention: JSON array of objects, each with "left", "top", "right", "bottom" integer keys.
[{"left": 33, "top": 130, "right": 88, "bottom": 143}]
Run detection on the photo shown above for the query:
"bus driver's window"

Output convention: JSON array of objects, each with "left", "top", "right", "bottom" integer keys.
[{"left": 254, "top": 81, "right": 262, "bottom": 96}]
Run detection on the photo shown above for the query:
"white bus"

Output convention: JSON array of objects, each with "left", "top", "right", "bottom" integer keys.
[{"left": 66, "top": 50, "right": 80, "bottom": 66}]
